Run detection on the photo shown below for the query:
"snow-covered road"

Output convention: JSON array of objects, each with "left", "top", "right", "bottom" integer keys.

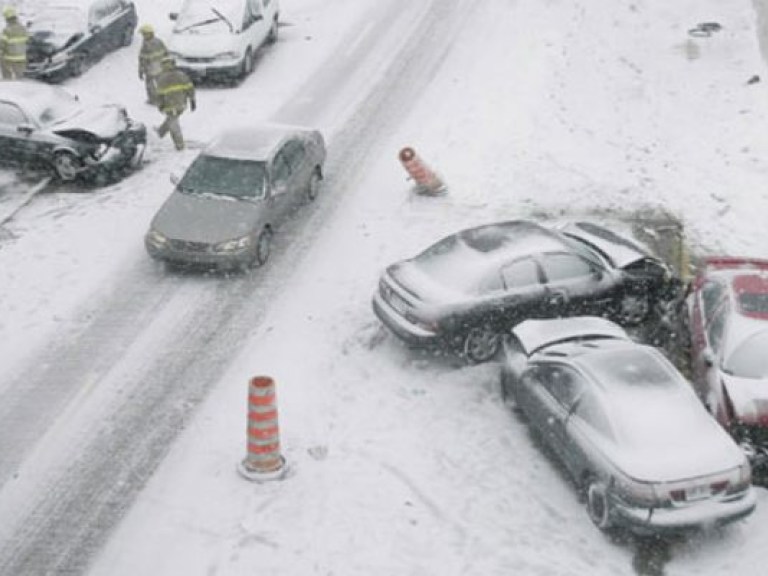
[{"left": 1, "top": 0, "right": 768, "bottom": 575}]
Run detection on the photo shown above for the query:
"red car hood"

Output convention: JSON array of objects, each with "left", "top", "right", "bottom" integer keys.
[{"left": 722, "top": 373, "right": 768, "bottom": 426}]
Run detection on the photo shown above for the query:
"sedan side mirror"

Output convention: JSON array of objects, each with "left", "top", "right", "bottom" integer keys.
[
  {"left": 591, "top": 266, "right": 604, "bottom": 280},
  {"left": 272, "top": 180, "right": 288, "bottom": 196},
  {"left": 702, "top": 348, "right": 716, "bottom": 368}
]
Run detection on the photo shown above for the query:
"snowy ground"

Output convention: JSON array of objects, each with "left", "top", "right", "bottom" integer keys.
[{"left": 1, "top": 0, "right": 768, "bottom": 574}]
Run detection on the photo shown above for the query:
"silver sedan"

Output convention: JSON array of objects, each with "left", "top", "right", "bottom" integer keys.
[
  {"left": 501, "top": 316, "right": 756, "bottom": 535},
  {"left": 145, "top": 124, "right": 326, "bottom": 271}
]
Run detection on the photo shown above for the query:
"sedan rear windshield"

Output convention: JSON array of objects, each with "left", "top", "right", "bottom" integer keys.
[{"left": 179, "top": 155, "right": 266, "bottom": 200}]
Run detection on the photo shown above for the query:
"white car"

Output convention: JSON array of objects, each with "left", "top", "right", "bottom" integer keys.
[{"left": 168, "top": 0, "right": 279, "bottom": 83}]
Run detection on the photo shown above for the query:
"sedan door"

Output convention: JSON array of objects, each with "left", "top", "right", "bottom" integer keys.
[
  {"left": 0, "top": 101, "right": 43, "bottom": 164},
  {"left": 539, "top": 252, "right": 611, "bottom": 318},
  {"left": 266, "top": 147, "right": 296, "bottom": 225},
  {"left": 520, "top": 364, "right": 584, "bottom": 461},
  {"left": 244, "top": 0, "right": 269, "bottom": 49}
]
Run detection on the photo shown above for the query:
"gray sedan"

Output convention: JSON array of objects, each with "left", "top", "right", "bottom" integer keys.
[
  {"left": 501, "top": 316, "right": 756, "bottom": 535},
  {"left": 145, "top": 124, "right": 326, "bottom": 270}
]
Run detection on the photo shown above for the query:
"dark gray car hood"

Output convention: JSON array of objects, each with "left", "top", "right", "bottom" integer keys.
[
  {"left": 558, "top": 221, "right": 654, "bottom": 269},
  {"left": 52, "top": 106, "right": 128, "bottom": 141},
  {"left": 151, "top": 190, "right": 263, "bottom": 244}
]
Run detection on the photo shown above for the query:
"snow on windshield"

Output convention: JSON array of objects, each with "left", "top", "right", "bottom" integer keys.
[
  {"left": 35, "top": 89, "right": 81, "bottom": 126},
  {"left": 179, "top": 155, "right": 266, "bottom": 200},
  {"left": 174, "top": 0, "right": 239, "bottom": 34},
  {"left": 29, "top": 6, "right": 86, "bottom": 34}
]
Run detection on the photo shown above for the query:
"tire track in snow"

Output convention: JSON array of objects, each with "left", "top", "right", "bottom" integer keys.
[{"left": 0, "top": 0, "right": 479, "bottom": 574}]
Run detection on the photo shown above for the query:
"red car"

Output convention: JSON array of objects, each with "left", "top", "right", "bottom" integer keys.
[{"left": 690, "top": 256, "right": 768, "bottom": 483}]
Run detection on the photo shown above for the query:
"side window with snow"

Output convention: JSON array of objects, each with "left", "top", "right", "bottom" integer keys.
[
  {"left": 541, "top": 253, "right": 593, "bottom": 283},
  {"left": 701, "top": 280, "right": 725, "bottom": 322},
  {"left": 271, "top": 152, "right": 291, "bottom": 188},
  {"left": 0, "top": 102, "right": 25, "bottom": 127},
  {"left": 282, "top": 140, "right": 306, "bottom": 172},
  {"left": 500, "top": 258, "right": 540, "bottom": 290}
]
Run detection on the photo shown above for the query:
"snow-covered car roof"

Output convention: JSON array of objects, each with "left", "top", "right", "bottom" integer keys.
[
  {"left": 0, "top": 81, "right": 81, "bottom": 126},
  {"left": 204, "top": 124, "right": 315, "bottom": 162},
  {"left": 512, "top": 316, "right": 629, "bottom": 356},
  {"left": 174, "top": 0, "right": 244, "bottom": 34}
]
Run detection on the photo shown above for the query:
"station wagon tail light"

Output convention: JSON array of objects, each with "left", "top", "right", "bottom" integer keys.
[{"left": 726, "top": 463, "right": 752, "bottom": 494}]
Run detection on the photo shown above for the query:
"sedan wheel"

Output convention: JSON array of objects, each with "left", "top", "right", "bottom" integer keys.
[
  {"left": 463, "top": 325, "right": 500, "bottom": 364},
  {"left": 586, "top": 480, "right": 614, "bottom": 530},
  {"left": 617, "top": 293, "right": 650, "bottom": 326},
  {"left": 240, "top": 49, "right": 254, "bottom": 80},
  {"left": 307, "top": 170, "right": 321, "bottom": 202},
  {"left": 253, "top": 229, "right": 272, "bottom": 267},
  {"left": 52, "top": 151, "right": 82, "bottom": 181}
]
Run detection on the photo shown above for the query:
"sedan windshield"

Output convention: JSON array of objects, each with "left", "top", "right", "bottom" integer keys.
[
  {"left": 178, "top": 155, "right": 266, "bottom": 200},
  {"left": 725, "top": 330, "right": 768, "bottom": 379},
  {"left": 36, "top": 89, "right": 82, "bottom": 126},
  {"left": 29, "top": 6, "right": 85, "bottom": 34}
]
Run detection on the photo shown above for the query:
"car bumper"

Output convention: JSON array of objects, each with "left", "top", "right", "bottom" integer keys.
[
  {"left": 84, "top": 123, "right": 147, "bottom": 177},
  {"left": 372, "top": 291, "right": 439, "bottom": 347},
  {"left": 25, "top": 59, "right": 72, "bottom": 82},
  {"left": 145, "top": 237, "right": 253, "bottom": 270},
  {"left": 610, "top": 488, "right": 757, "bottom": 535},
  {"left": 175, "top": 60, "right": 242, "bottom": 81}
]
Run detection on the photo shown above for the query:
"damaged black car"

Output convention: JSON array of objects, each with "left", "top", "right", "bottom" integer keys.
[
  {"left": 0, "top": 81, "right": 146, "bottom": 183},
  {"left": 25, "top": 0, "right": 137, "bottom": 82}
]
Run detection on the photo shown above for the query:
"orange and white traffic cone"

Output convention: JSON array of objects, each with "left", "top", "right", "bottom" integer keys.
[
  {"left": 238, "top": 376, "right": 286, "bottom": 482},
  {"left": 398, "top": 147, "right": 446, "bottom": 195}
]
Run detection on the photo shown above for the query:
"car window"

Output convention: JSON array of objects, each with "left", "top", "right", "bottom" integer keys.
[
  {"left": 282, "top": 140, "right": 306, "bottom": 172},
  {"left": 178, "top": 155, "right": 267, "bottom": 200},
  {"left": 540, "top": 253, "right": 593, "bottom": 282},
  {"left": 245, "top": 0, "right": 263, "bottom": 26},
  {"left": 272, "top": 151, "right": 291, "bottom": 184},
  {"left": 701, "top": 280, "right": 726, "bottom": 320},
  {"left": 706, "top": 306, "right": 727, "bottom": 353},
  {"left": 0, "top": 102, "right": 26, "bottom": 126},
  {"left": 573, "top": 390, "right": 613, "bottom": 439},
  {"left": 539, "top": 365, "right": 583, "bottom": 408},
  {"left": 501, "top": 258, "right": 540, "bottom": 290},
  {"left": 88, "top": 0, "right": 122, "bottom": 26}
]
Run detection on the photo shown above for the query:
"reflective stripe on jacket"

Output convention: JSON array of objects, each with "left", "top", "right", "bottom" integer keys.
[
  {"left": 156, "top": 69, "right": 195, "bottom": 115},
  {"left": 139, "top": 37, "right": 168, "bottom": 76},
  {"left": 1, "top": 22, "right": 28, "bottom": 63}
]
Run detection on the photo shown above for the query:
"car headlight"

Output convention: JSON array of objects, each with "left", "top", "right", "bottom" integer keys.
[
  {"left": 146, "top": 229, "right": 168, "bottom": 247},
  {"left": 214, "top": 235, "right": 251, "bottom": 253},
  {"left": 49, "top": 51, "right": 71, "bottom": 65},
  {"left": 213, "top": 51, "right": 239, "bottom": 62}
]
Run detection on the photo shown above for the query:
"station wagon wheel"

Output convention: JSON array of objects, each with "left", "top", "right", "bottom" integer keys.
[
  {"left": 586, "top": 480, "right": 614, "bottom": 530},
  {"left": 617, "top": 292, "right": 650, "bottom": 326},
  {"left": 268, "top": 17, "right": 278, "bottom": 43},
  {"left": 307, "top": 169, "right": 321, "bottom": 202},
  {"left": 253, "top": 228, "right": 272, "bottom": 267},
  {"left": 52, "top": 151, "right": 82, "bottom": 181},
  {"left": 463, "top": 325, "right": 500, "bottom": 364}
]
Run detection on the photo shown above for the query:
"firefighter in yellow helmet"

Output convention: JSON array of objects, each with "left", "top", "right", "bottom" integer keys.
[
  {"left": 1, "top": 6, "right": 28, "bottom": 80},
  {"left": 154, "top": 56, "right": 196, "bottom": 151},
  {"left": 138, "top": 24, "right": 168, "bottom": 104}
]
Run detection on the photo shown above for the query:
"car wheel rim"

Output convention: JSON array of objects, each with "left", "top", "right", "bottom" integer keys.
[
  {"left": 464, "top": 327, "right": 499, "bottom": 363},
  {"left": 619, "top": 294, "right": 649, "bottom": 325},
  {"left": 587, "top": 482, "right": 611, "bottom": 529},
  {"left": 55, "top": 154, "right": 79, "bottom": 181}
]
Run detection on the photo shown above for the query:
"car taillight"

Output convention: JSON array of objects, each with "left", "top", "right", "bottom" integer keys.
[{"left": 615, "top": 475, "right": 661, "bottom": 507}]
